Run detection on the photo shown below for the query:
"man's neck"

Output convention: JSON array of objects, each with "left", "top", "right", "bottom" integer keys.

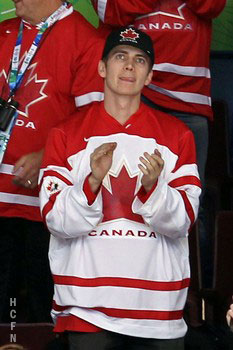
[
  {"left": 104, "top": 92, "right": 141, "bottom": 125},
  {"left": 24, "top": 0, "right": 64, "bottom": 25}
]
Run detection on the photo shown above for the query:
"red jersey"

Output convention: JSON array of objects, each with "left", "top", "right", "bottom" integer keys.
[
  {"left": 92, "top": 0, "right": 226, "bottom": 119},
  {"left": 0, "top": 6, "right": 107, "bottom": 221}
]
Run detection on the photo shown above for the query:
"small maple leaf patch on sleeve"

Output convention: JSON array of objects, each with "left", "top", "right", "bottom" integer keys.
[{"left": 47, "top": 180, "right": 59, "bottom": 194}]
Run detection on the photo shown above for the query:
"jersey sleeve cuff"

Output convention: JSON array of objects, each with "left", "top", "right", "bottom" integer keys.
[
  {"left": 83, "top": 174, "right": 101, "bottom": 205},
  {"left": 137, "top": 180, "right": 158, "bottom": 204}
]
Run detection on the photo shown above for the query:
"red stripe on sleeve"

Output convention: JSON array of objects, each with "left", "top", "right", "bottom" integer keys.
[
  {"left": 178, "top": 190, "right": 195, "bottom": 228},
  {"left": 42, "top": 191, "right": 61, "bottom": 221},
  {"left": 169, "top": 175, "right": 201, "bottom": 189},
  {"left": 43, "top": 169, "right": 73, "bottom": 186}
]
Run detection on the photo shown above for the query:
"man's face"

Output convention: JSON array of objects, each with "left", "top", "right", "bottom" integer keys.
[{"left": 98, "top": 45, "right": 153, "bottom": 98}]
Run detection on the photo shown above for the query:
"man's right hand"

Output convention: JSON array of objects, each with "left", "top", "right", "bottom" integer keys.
[
  {"left": 12, "top": 150, "right": 44, "bottom": 189},
  {"left": 88, "top": 142, "right": 117, "bottom": 193}
]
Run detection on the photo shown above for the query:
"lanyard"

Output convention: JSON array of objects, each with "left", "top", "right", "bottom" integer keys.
[
  {"left": 8, "top": 2, "right": 68, "bottom": 97},
  {"left": 0, "top": 2, "right": 69, "bottom": 165}
]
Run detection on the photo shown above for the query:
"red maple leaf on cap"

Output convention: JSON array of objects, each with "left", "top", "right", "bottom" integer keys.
[{"left": 120, "top": 28, "right": 139, "bottom": 41}]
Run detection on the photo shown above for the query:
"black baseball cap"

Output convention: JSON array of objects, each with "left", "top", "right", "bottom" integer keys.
[{"left": 102, "top": 26, "right": 154, "bottom": 66}]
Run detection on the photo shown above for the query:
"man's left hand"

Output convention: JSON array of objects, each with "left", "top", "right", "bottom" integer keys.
[{"left": 139, "top": 149, "right": 164, "bottom": 193}]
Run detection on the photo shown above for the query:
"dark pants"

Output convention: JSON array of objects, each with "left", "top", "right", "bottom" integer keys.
[
  {"left": 68, "top": 331, "right": 184, "bottom": 350},
  {"left": 0, "top": 217, "right": 53, "bottom": 322}
]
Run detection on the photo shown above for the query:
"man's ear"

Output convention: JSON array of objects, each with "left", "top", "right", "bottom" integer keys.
[
  {"left": 144, "top": 70, "right": 153, "bottom": 86},
  {"left": 98, "top": 60, "right": 106, "bottom": 78}
]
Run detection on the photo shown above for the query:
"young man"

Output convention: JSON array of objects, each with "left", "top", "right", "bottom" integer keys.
[
  {"left": 39, "top": 27, "right": 201, "bottom": 349},
  {"left": 91, "top": 0, "right": 226, "bottom": 288},
  {"left": 91, "top": 0, "right": 226, "bottom": 187},
  {"left": 0, "top": 0, "right": 107, "bottom": 322}
]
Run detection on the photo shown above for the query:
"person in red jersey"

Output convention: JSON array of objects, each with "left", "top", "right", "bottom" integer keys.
[
  {"left": 91, "top": 0, "right": 226, "bottom": 131},
  {"left": 91, "top": 0, "right": 226, "bottom": 288},
  {"left": 39, "top": 27, "right": 201, "bottom": 349},
  {"left": 0, "top": 0, "right": 107, "bottom": 322}
]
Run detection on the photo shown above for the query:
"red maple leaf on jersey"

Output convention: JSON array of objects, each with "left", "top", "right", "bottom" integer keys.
[
  {"left": 136, "top": 1, "right": 186, "bottom": 21},
  {"left": 0, "top": 64, "right": 47, "bottom": 118},
  {"left": 101, "top": 165, "right": 144, "bottom": 224},
  {"left": 16, "top": 70, "right": 47, "bottom": 118},
  {"left": 120, "top": 28, "right": 139, "bottom": 41},
  {"left": 155, "top": 0, "right": 185, "bottom": 18}
]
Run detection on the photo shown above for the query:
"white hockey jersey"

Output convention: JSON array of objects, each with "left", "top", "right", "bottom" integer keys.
[{"left": 39, "top": 102, "right": 201, "bottom": 339}]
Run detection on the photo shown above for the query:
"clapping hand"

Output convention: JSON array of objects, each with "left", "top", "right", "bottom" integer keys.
[
  {"left": 88, "top": 142, "right": 117, "bottom": 193},
  {"left": 138, "top": 149, "right": 164, "bottom": 192}
]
